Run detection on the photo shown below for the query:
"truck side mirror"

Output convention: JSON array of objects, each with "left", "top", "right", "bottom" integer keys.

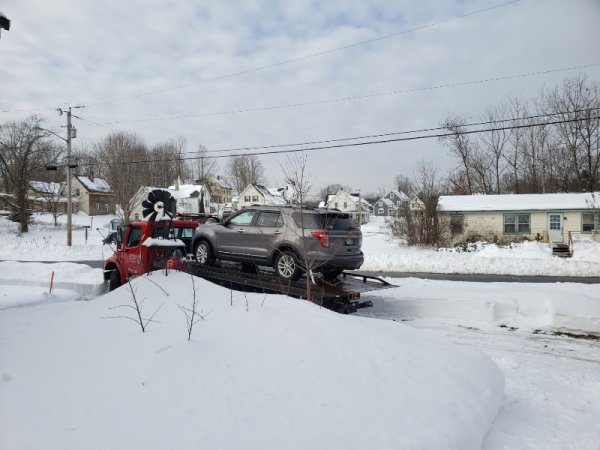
[{"left": 116, "top": 226, "right": 124, "bottom": 247}]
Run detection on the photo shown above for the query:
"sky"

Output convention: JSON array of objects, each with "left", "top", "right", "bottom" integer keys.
[{"left": 1, "top": 0, "right": 599, "bottom": 196}]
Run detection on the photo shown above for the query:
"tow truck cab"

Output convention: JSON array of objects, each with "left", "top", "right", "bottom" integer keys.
[{"left": 103, "top": 217, "right": 207, "bottom": 290}]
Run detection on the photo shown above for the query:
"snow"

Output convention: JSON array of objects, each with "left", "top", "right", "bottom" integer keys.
[
  {"left": 76, "top": 175, "right": 111, "bottom": 192},
  {"left": 439, "top": 192, "right": 600, "bottom": 211},
  {"left": 1, "top": 271, "right": 504, "bottom": 450},
  {"left": 1, "top": 213, "right": 600, "bottom": 449},
  {"left": 360, "top": 217, "right": 600, "bottom": 277}
]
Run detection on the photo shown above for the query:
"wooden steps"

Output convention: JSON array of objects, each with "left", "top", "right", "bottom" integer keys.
[{"left": 552, "top": 243, "right": 572, "bottom": 258}]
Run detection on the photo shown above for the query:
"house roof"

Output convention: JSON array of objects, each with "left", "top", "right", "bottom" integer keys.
[
  {"left": 389, "top": 190, "right": 409, "bottom": 201},
  {"left": 376, "top": 198, "right": 396, "bottom": 208},
  {"left": 29, "top": 181, "right": 61, "bottom": 194},
  {"left": 76, "top": 176, "right": 111, "bottom": 193},
  {"left": 254, "top": 184, "right": 288, "bottom": 205},
  {"left": 167, "top": 184, "right": 204, "bottom": 198},
  {"left": 438, "top": 192, "right": 600, "bottom": 212}
]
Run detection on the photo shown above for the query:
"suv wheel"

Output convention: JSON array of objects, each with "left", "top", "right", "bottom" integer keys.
[
  {"left": 195, "top": 240, "right": 214, "bottom": 265},
  {"left": 274, "top": 251, "right": 302, "bottom": 281}
]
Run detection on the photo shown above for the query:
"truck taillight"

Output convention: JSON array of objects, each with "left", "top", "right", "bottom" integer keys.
[{"left": 311, "top": 231, "right": 330, "bottom": 248}]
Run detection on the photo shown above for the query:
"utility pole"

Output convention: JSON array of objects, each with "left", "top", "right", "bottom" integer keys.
[{"left": 58, "top": 106, "right": 82, "bottom": 247}]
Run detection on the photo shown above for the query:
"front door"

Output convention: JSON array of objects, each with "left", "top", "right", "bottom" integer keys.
[{"left": 548, "top": 213, "right": 563, "bottom": 243}]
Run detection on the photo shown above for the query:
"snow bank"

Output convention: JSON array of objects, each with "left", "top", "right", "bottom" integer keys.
[
  {"left": 361, "top": 278, "right": 600, "bottom": 336},
  {"left": 0, "top": 261, "right": 105, "bottom": 302},
  {"left": 0, "top": 272, "right": 504, "bottom": 450}
]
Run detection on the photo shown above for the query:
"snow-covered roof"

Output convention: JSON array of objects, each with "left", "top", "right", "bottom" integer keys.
[
  {"left": 29, "top": 181, "right": 61, "bottom": 194},
  {"left": 377, "top": 198, "right": 395, "bottom": 208},
  {"left": 254, "top": 185, "right": 288, "bottom": 205},
  {"left": 167, "top": 184, "right": 204, "bottom": 199},
  {"left": 389, "top": 190, "right": 409, "bottom": 201},
  {"left": 439, "top": 192, "right": 600, "bottom": 212},
  {"left": 76, "top": 176, "right": 111, "bottom": 193}
]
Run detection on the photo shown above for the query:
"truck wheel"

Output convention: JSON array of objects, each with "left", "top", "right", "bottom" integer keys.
[
  {"left": 322, "top": 268, "right": 343, "bottom": 282},
  {"left": 195, "top": 240, "right": 214, "bottom": 266},
  {"left": 109, "top": 270, "right": 121, "bottom": 291},
  {"left": 274, "top": 251, "right": 302, "bottom": 281}
]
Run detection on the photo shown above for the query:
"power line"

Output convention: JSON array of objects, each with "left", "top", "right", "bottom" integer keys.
[
  {"left": 73, "top": 113, "right": 599, "bottom": 169},
  {"left": 93, "top": 64, "right": 600, "bottom": 127},
  {"left": 77, "top": 0, "right": 520, "bottom": 108}
]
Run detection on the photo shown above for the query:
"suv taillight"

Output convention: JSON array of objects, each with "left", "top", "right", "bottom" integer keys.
[{"left": 311, "top": 231, "right": 330, "bottom": 248}]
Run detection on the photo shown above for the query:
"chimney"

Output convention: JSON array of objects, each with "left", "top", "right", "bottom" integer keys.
[
  {"left": 176, "top": 176, "right": 181, "bottom": 190},
  {"left": 89, "top": 171, "right": 94, "bottom": 182}
]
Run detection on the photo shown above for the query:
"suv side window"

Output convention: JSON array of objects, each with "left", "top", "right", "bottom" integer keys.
[
  {"left": 127, "top": 227, "right": 143, "bottom": 247},
  {"left": 291, "top": 212, "right": 321, "bottom": 229},
  {"left": 229, "top": 210, "right": 256, "bottom": 226},
  {"left": 257, "top": 211, "right": 283, "bottom": 227}
]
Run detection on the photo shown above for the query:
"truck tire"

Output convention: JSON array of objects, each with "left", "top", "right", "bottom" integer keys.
[
  {"left": 195, "top": 240, "right": 214, "bottom": 266},
  {"left": 109, "top": 270, "right": 121, "bottom": 291},
  {"left": 274, "top": 251, "right": 302, "bottom": 281}
]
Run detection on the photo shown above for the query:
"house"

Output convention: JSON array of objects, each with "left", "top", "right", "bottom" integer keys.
[
  {"left": 202, "top": 176, "right": 233, "bottom": 204},
  {"left": 130, "top": 184, "right": 211, "bottom": 221},
  {"left": 373, "top": 190, "right": 409, "bottom": 217},
  {"left": 438, "top": 192, "right": 600, "bottom": 243},
  {"left": 72, "top": 174, "right": 115, "bottom": 215},
  {"left": 325, "top": 190, "right": 370, "bottom": 224},
  {"left": 237, "top": 184, "right": 288, "bottom": 209},
  {"left": 27, "top": 181, "right": 70, "bottom": 214}
]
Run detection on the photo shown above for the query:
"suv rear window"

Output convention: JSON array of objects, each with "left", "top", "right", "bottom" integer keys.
[{"left": 292, "top": 212, "right": 358, "bottom": 231}]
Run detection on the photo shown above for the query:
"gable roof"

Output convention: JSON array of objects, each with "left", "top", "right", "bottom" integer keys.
[
  {"left": 376, "top": 198, "right": 396, "bottom": 208},
  {"left": 254, "top": 184, "right": 288, "bottom": 205},
  {"left": 76, "top": 176, "right": 111, "bottom": 193},
  {"left": 167, "top": 183, "right": 204, "bottom": 198},
  {"left": 29, "top": 181, "right": 61, "bottom": 194},
  {"left": 388, "top": 190, "right": 409, "bottom": 201},
  {"left": 439, "top": 192, "right": 600, "bottom": 212}
]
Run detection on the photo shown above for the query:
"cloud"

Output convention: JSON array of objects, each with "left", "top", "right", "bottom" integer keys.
[{"left": 1, "top": 0, "right": 599, "bottom": 193}]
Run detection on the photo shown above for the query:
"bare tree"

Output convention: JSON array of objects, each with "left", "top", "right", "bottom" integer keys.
[
  {"left": 393, "top": 174, "right": 415, "bottom": 196},
  {"left": 480, "top": 106, "right": 510, "bottom": 194},
  {"left": 149, "top": 137, "right": 190, "bottom": 187},
  {"left": 441, "top": 116, "right": 476, "bottom": 194},
  {"left": 96, "top": 131, "right": 150, "bottom": 224},
  {"left": 194, "top": 144, "right": 218, "bottom": 183},
  {"left": 318, "top": 183, "right": 344, "bottom": 203},
  {"left": 0, "top": 116, "right": 57, "bottom": 232},
  {"left": 227, "top": 154, "right": 265, "bottom": 194}
]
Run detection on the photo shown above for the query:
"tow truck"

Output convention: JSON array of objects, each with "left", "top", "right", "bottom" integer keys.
[{"left": 104, "top": 189, "right": 392, "bottom": 313}]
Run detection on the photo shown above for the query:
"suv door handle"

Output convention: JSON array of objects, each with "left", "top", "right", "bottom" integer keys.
[
  {"left": 274, "top": 230, "right": 282, "bottom": 235},
  {"left": 237, "top": 228, "right": 245, "bottom": 233}
]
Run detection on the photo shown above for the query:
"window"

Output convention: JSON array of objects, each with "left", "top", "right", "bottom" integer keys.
[
  {"left": 105, "top": 204, "right": 109, "bottom": 211},
  {"left": 134, "top": 213, "right": 139, "bottom": 220},
  {"left": 582, "top": 212, "right": 599, "bottom": 232},
  {"left": 397, "top": 201, "right": 402, "bottom": 206},
  {"left": 450, "top": 214, "right": 464, "bottom": 236},
  {"left": 75, "top": 189, "right": 80, "bottom": 196},
  {"left": 334, "top": 202, "right": 338, "bottom": 208},
  {"left": 504, "top": 213, "right": 530, "bottom": 234},
  {"left": 257, "top": 211, "right": 283, "bottom": 227},
  {"left": 378, "top": 208, "right": 384, "bottom": 214},
  {"left": 127, "top": 227, "right": 143, "bottom": 247},
  {"left": 343, "top": 202, "right": 347, "bottom": 209},
  {"left": 378, "top": 201, "right": 383, "bottom": 206},
  {"left": 252, "top": 195, "right": 259, "bottom": 202},
  {"left": 229, "top": 210, "right": 256, "bottom": 226},
  {"left": 95, "top": 203, "right": 100, "bottom": 210},
  {"left": 244, "top": 195, "right": 251, "bottom": 202}
]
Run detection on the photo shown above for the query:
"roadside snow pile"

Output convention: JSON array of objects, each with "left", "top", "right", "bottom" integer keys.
[
  {"left": 0, "top": 213, "right": 112, "bottom": 261},
  {"left": 361, "top": 278, "right": 600, "bottom": 336},
  {"left": 0, "top": 271, "right": 504, "bottom": 450},
  {"left": 361, "top": 217, "right": 600, "bottom": 277},
  {"left": 0, "top": 261, "right": 105, "bottom": 307}
]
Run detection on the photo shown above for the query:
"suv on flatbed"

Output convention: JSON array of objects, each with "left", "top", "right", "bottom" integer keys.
[{"left": 191, "top": 205, "right": 364, "bottom": 281}]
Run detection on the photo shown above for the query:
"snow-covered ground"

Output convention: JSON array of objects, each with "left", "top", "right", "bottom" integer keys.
[{"left": 1, "top": 213, "right": 599, "bottom": 449}]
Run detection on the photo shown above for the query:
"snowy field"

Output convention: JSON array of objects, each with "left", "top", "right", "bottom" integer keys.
[{"left": 1, "top": 213, "right": 599, "bottom": 449}]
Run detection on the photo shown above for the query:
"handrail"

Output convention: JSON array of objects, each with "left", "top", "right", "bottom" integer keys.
[{"left": 568, "top": 231, "right": 574, "bottom": 257}]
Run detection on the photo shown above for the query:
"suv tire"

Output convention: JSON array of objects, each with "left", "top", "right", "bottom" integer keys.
[
  {"left": 195, "top": 240, "right": 214, "bottom": 265},
  {"left": 274, "top": 251, "right": 302, "bottom": 281}
]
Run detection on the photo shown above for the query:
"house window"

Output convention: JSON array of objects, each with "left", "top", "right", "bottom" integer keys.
[
  {"left": 96, "top": 203, "right": 100, "bottom": 210},
  {"left": 379, "top": 201, "right": 383, "bottom": 206},
  {"left": 504, "top": 213, "right": 530, "bottom": 234},
  {"left": 378, "top": 208, "right": 384, "bottom": 214},
  {"left": 334, "top": 202, "right": 338, "bottom": 208},
  {"left": 244, "top": 195, "right": 250, "bottom": 202},
  {"left": 75, "top": 188, "right": 80, "bottom": 196},
  {"left": 450, "top": 214, "right": 464, "bottom": 236},
  {"left": 582, "top": 212, "right": 600, "bottom": 232},
  {"left": 397, "top": 201, "right": 402, "bottom": 206},
  {"left": 105, "top": 204, "right": 109, "bottom": 211},
  {"left": 252, "top": 195, "right": 258, "bottom": 202},
  {"left": 343, "top": 202, "right": 347, "bottom": 209},
  {"left": 134, "top": 213, "right": 139, "bottom": 220}
]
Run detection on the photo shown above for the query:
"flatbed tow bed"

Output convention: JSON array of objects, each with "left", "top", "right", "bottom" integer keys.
[{"left": 183, "top": 261, "right": 394, "bottom": 314}]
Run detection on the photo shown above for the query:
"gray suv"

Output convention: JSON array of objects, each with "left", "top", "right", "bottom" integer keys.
[{"left": 191, "top": 206, "right": 364, "bottom": 281}]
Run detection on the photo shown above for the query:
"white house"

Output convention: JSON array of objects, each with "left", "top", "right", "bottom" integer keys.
[
  {"left": 325, "top": 190, "right": 370, "bottom": 224},
  {"left": 438, "top": 192, "right": 600, "bottom": 243},
  {"left": 237, "top": 184, "right": 288, "bottom": 209}
]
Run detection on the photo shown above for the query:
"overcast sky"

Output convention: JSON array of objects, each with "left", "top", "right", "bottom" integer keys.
[{"left": 1, "top": 0, "right": 599, "bottom": 196}]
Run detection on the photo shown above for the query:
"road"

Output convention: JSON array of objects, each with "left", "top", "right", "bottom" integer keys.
[{"left": 31, "top": 260, "right": 600, "bottom": 284}]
